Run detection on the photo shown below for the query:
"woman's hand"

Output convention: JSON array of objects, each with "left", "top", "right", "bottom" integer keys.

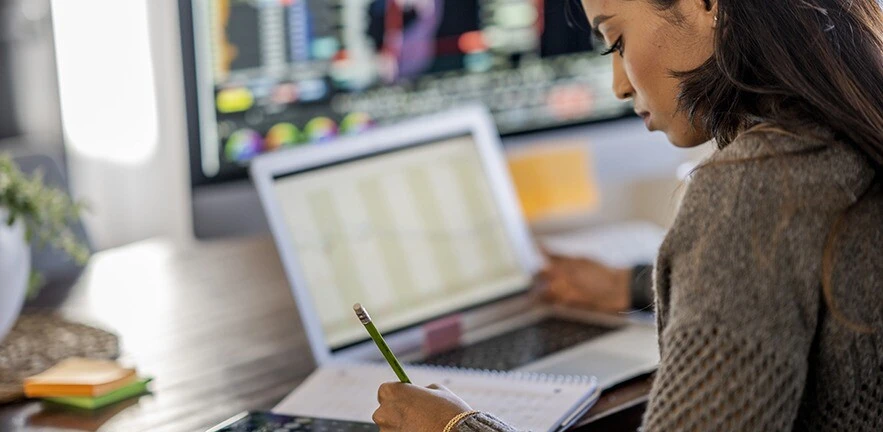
[
  {"left": 540, "top": 253, "right": 632, "bottom": 313},
  {"left": 373, "top": 382, "right": 473, "bottom": 432}
]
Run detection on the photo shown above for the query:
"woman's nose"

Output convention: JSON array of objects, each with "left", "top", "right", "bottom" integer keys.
[{"left": 612, "top": 55, "right": 634, "bottom": 100}]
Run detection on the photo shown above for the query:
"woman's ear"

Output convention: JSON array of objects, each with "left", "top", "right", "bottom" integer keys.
[
  {"left": 709, "top": 1, "right": 719, "bottom": 29},
  {"left": 689, "top": 0, "right": 717, "bottom": 30}
]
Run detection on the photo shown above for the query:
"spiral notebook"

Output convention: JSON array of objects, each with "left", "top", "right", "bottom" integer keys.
[{"left": 273, "top": 363, "right": 600, "bottom": 432}]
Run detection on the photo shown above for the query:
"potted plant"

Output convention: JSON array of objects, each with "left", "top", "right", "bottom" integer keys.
[{"left": 0, "top": 154, "right": 89, "bottom": 343}]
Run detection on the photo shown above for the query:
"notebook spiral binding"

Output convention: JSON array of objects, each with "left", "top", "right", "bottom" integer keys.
[{"left": 360, "top": 362, "right": 596, "bottom": 386}]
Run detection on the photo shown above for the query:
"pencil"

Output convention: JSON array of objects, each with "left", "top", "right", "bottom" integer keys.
[{"left": 353, "top": 303, "right": 412, "bottom": 383}]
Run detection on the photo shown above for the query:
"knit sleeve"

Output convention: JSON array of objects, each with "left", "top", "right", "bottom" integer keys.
[
  {"left": 456, "top": 413, "right": 519, "bottom": 432},
  {"left": 644, "top": 134, "right": 860, "bottom": 431}
]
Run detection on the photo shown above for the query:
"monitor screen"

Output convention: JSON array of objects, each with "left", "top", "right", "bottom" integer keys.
[
  {"left": 271, "top": 133, "right": 532, "bottom": 350},
  {"left": 182, "top": 0, "right": 629, "bottom": 186}
]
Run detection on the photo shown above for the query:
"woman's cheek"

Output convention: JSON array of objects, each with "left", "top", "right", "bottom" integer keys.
[{"left": 622, "top": 54, "right": 654, "bottom": 108}]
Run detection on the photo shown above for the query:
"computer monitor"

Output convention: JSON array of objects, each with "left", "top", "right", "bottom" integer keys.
[{"left": 179, "top": 0, "right": 633, "bottom": 238}]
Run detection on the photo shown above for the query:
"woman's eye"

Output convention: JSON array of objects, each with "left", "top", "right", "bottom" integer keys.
[{"left": 600, "top": 37, "right": 624, "bottom": 56}]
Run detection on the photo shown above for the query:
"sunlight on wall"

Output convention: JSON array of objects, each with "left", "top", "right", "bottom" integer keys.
[{"left": 51, "top": 0, "right": 158, "bottom": 165}]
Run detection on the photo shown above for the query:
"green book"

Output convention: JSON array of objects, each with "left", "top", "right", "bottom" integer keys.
[{"left": 43, "top": 378, "right": 152, "bottom": 410}]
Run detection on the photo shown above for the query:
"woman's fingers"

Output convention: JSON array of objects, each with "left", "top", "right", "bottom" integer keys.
[
  {"left": 371, "top": 408, "right": 388, "bottom": 426},
  {"left": 373, "top": 381, "right": 473, "bottom": 432},
  {"left": 372, "top": 401, "right": 401, "bottom": 432},
  {"left": 427, "top": 383, "right": 452, "bottom": 393},
  {"left": 545, "top": 272, "right": 579, "bottom": 298},
  {"left": 377, "top": 381, "right": 409, "bottom": 403},
  {"left": 377, "top": 382, "right": 392, "bottom": 403}
]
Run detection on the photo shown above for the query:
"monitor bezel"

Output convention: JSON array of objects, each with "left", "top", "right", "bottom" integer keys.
[{"left": 249, "top": 105, "right": 543, "bottom": 365}]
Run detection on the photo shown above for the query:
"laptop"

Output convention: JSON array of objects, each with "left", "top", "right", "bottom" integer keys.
[{"left": 250, "top": 106, "right": 658, "bottom": 388}]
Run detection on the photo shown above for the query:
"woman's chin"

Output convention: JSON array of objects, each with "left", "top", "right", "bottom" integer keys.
[{"left": 666, "top": 129, "right": 711, "bottom": 148}]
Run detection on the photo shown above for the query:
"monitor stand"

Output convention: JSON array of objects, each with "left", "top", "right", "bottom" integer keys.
[{"left": 192, "top": 180, "right": 269, "bottom": 239}]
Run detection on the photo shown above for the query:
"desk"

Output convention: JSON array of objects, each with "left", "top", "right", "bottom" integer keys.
[{"left": 0, "top": 237, "right": 650, "bottom": 431}]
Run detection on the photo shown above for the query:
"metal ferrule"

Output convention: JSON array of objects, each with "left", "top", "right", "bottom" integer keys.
[{"left": 353, "top": 303, "right": 372, "bottom": 325}]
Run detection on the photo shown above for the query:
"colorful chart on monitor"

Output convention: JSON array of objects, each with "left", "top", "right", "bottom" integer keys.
[
  {"left": 265, "top": 122, "right": 303, "bottom": 151},
  {"left": 339, "top": 112, "right": 374, "bottom": 135},
  {"left": 304, "top": 117, "right": 338, "bottom": 143},
  {"left": 224, "top": 129, "right": 264, "bottom": 162}
]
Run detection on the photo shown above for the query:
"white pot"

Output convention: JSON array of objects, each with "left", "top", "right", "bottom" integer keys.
[{"left": 0, "top": 209, "right": 30, "bottom": 344}]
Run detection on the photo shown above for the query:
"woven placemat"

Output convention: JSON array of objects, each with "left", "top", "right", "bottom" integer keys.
[{"left": 0, "top": 314, "right": 119, "bottom": 404}]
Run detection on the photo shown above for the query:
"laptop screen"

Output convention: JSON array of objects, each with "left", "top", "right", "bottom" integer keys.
[{"left": 271, "top": 133, "right": 532, "bottom": 350}]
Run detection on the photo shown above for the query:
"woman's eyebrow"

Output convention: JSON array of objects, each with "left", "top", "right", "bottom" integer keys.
[{"left": 590, "top": 14, "right": 615, "bottom": 40}]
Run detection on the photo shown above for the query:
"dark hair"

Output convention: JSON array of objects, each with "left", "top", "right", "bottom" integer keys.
[
  {"left": 666, "top": 0, "right": 883, "bottom": 331},
  {"left": 667, "top": 0, "right": 883, "bottom": 170},
  {"left": 568, "top": 0, "right": 883, "bottom": 169},
  {"left": 569, "top": 0, "right": 883, "bottom": 329}
]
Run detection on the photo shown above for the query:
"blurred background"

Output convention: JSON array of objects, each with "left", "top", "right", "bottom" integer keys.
[
  {"left": 0, "top": 0, "right": 61, "bottom": 155},
  {"left": 0, "top": 0, "right": 710, "bottom": 251}
]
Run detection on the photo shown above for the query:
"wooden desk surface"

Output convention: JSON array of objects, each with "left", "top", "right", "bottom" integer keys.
[{"left": 0, "top": 237, "right": 649, "bottom": 432}]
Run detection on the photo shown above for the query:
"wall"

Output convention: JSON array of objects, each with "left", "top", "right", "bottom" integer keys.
[
  {"left": 51, "top": 0, "right": 191, "bottom": 249},
  {"left": 0, "top": 0, "right": 63, "bottom": 150}
]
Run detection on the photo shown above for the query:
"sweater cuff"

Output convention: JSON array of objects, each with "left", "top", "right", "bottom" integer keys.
[
  {"left": 630, "top": 264, "right": 654, "bottom": 311},
  {"left": 456, "top": 412, "right": 518, "bottom": 432}
]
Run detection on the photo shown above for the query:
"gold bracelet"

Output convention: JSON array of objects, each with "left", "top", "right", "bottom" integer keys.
[{"left": 443, "top": 410, "right": 480, "bottom": 432}]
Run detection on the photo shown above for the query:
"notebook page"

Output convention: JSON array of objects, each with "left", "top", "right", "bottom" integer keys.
[
  {"left": 540, "top": 221, "right": 665, "bottom": 268},
  {"left": 274, "top": 363, "right": 599, "bottom": 432}
]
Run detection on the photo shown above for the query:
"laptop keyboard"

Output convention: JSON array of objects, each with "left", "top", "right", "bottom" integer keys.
[{"left": 415, "top": 317, "right": 617, "bottom": 371}]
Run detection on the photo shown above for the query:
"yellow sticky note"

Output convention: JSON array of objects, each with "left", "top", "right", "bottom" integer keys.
[{"left": 506, "top": 144, "right": 600, "bottom": 222}]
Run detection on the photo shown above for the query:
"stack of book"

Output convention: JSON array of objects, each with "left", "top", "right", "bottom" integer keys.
[{"left": 23, "top": 358, "right": 151, "bottom": 409}]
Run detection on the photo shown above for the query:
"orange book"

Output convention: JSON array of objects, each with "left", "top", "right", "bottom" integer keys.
[{"left": 24, "top": 358, "right": 137, "bottom": 398}]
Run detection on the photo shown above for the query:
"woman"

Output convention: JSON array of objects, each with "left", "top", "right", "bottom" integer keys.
[{"left": 373, "top": 0, "right": 883, "bottom": 430}]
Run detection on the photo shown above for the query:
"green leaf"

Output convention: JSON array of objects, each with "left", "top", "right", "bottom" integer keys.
[
  {"left": 27, "top": 271, "right": 45, "bottom": 299},
  {"left": 1, "top": 153, "right": 91, "bottom": 298}
]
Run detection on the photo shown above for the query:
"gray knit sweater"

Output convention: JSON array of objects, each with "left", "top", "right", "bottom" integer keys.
[{"left": 458, "top": 128, "right": 883, "bottom": 431}]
